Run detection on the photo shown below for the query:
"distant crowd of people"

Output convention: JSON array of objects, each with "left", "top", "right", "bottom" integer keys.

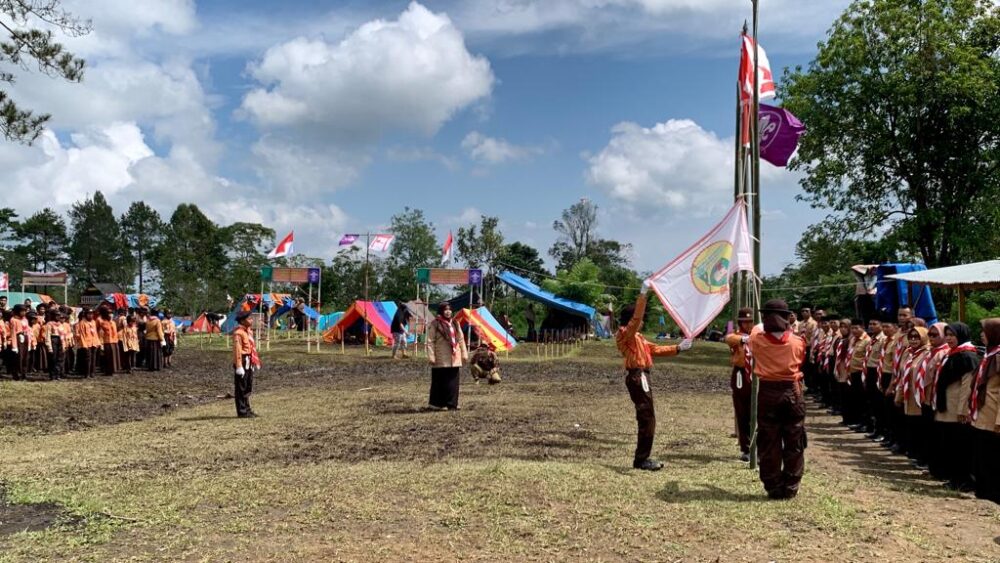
[{"left": 0, "top": 295, "right": 178, "bottom": 381}]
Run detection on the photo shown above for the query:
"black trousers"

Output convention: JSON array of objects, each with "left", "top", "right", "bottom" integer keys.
[
  {"left": 845, "top": 371, "right": 866, "bottom": 426},
  {"left": 625, "top": 369, "right": 656, "bottom": 465},
  {"left": 15, "top": 337, "right": 29, "bottom": 379},
  {"left": 973, "top": 429, "right": 1000, "bottom": 503},
  {"left": 64, "top": 345, "right": 75, "bottom": 375},
  {"left": 929, "top": 421, "right": 973, "bottom": 485},
  {"left": 146, "top": 341, "right": 163, "bottom": 371},
  {"left": 235, "top": 354, "right": 255, "bottom": 416},
  {"left": 731, "top": 367, "right": 751, "bottom": 454},
  {"left": 48, "top": 336, "right": 64, "bottom": 380},
  {"left": 102, "top": 343, "right": 119, "bottom": 376},
  {"left": 757, "top": 380, "right": 806, "bottom": 498},
  {"left": 429, "top": 367, "right": 461, "bottom": 409}
]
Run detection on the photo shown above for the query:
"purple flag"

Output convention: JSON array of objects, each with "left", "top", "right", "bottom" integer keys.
[
  {"left": 759, "top": 103, "right": 805, "bottom": 167},
  {"left": 339, "top": 234, "right": 360, "bottom": 246}
]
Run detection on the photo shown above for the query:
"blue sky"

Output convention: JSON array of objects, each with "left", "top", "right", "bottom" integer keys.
[{"left": 1, "top": 0, "right": 853, "bottom": 275}]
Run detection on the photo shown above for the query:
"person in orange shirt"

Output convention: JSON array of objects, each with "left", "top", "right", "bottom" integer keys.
[
  {"left": 121, "top": 315, "right": 140, "bottom": 374},
  {"left": 97, "top": 307, "right": 120, "bottom": 376},
  {"left": 616, "top": 282, "right": 693, "bottom": 471},
  {"left": 75, "top": 308, "right": 99, "bottom": 378},
  {"left": 162, "top": 310, "right": 177, "bottom": 368},
  {"left": 745, "top": 299, "right": 807, "bottom": 499},
  {"left": 724, "top": 307, "right": 755, "bottom": 462},
  {"left": 232, "top": 311, "right": 261, "bottom": 418},
  {"left": 43, "top": 310, "right": 65, "bottom": 381}
]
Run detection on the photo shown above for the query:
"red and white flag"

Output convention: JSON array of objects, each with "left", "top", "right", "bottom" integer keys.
[
  {"left": 646, "top": 201, "right": 754, "bottom": 338},
  {"left": 441, "top": 232, "right": 454, "bottom": 266},
  {"left": 369, "top": 234, "right": 395, "bottom": 252},
  {"left": 0, "top": 272, "right": 8, "bottom": 292},
  {"left": 267, "top": 231, "right": 294, "bottom": 259},
  {"left": 739, "top": 33, "right": 776, "bottom": 103}
]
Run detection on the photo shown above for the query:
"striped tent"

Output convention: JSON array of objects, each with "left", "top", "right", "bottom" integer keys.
[
  {"left": 454, "top": 307, "right": 517, "bottom": 351},
  {"left": 321, "top": 301, "right": 397, "bottom": 345}
]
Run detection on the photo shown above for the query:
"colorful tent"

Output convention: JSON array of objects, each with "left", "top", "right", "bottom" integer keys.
[
  {"left": 321, "top": 301, "right": 398, "bottom": 345},
  {"left": 1, "top": 291, "right": 53, "bottom": 306},
  {"left": 497, "top": 271, "right": 610, "bottom": 338},
  {"left": 454, "top": 307, "right": 517, "bottom": 351},
  {"left": 317, "top": 312, "right": 344, "bottom": 331},
  {"left": 103, "top": 293, "right": 158, "bottom": 309},
  {"left": 190, "top": 313, "right": 221, "bottom": 334},
  {"left": 222, "top": 293, "right": 292, "bottom": 333}
]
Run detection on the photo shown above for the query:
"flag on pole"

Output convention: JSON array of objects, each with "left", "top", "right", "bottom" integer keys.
[
  {"left": 267, "top": 231, "right": 294, "bottom": 259},
  {"left": 441, "top": 232, "right": 454, "bottom": 266},
  {"left": 339, "top": 234, "right": 360, "bottom": 246},
  {"left": 646, "top": 201, "right": 754, "bottom": 338},
  {"left": 369, "top": 234, "right": 395, "bottom": 252},
  {"left": 0, "top": 272, "right": 8, "bottom": 291},
  {"left": 759, "top": 103, "right": 806, "bottom": 167},
  {"left": 739, "top": 33, "right": 775, "bottom": 103}
]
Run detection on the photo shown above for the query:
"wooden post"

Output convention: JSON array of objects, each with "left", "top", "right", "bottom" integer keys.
[
  {"left": 748, "top": 0, "right": 763, "bottom": 471},
  {"left": 363, "top": 233, "right": 371, "bottom": 357},
  {"left": 958, "top": 285, "right": 967, "bottom": 323}
]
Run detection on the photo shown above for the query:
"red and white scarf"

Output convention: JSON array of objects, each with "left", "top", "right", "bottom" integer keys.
[
  {"left": 970, "top": 345, "right": 1000, "bottom": 422},
  {"left": 931, "top": 342, "right": 977, "bottom": 409},
  {"left": 436, "top": 315, "right": 460, "bottom": 362},
  {"left": 922, "top": 344, "right": 949, "bottom": 404},
  {"left": 239, "top": 326, "right": 261, "bottom": 368}
]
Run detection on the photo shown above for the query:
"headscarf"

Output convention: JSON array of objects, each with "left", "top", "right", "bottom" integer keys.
[
  {"left": 903, "top": 327, "right": 929, "bottom": 402},
  {"left": 971, "top": 318, "right": 1000, "bottom": 420},
  {"left": 934, "top": 323, "right": 978, "bottom": 412}
]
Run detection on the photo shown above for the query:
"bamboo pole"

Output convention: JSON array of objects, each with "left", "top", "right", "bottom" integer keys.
[{"left": 748, "top": 0, "right": 763, "bottom": 471}]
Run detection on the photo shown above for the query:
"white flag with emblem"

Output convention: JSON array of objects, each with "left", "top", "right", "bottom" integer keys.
[{"left": 646, "top": 201, "right": 754, "bottom": 338}]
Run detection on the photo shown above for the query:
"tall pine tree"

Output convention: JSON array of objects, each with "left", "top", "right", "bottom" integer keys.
[{"left": 67, "top": 191, "right": 132, "bottom": 288}]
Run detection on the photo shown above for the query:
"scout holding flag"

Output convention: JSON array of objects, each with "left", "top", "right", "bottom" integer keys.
[
  {"left": 616, "top": 282, "right": 693, "bottom": 471},
  {"left": 724, "top": 307, "right": 755, "bottom": 462},
  {"left": 743, "top": 299, "right": 807, "bottom": 499},
  {"left": 232, "top": 311, "right": 261, "bottom": 418}
]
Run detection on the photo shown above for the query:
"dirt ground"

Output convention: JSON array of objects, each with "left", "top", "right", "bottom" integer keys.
[{"left": 1, "top": 341, "right": 999, "bottom": 562}]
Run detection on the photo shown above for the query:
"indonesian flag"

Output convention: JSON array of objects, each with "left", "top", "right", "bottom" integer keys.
[
  {"left": 267, "top": 231, "right": 294, "bottom": 259},
  {"left": 0, "top": 271, "right": 7, "bottom": 292},
  {"left": 646, "top": 201, "right": 754, "bottom": 338},
  {"left": 739, "top": 34, "right": 776, "bottom": 103},
  {"left": 441, "top": 232, "right": 454, "bottom": 266},
  {"left": 369, "top": 234, "right": 395, "bottom": 252}
]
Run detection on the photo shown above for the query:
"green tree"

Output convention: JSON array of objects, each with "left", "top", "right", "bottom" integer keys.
[
  {"left": 0, "top": 207, "right": 24, "bottom": 273},
  {"left": 0, "top": 1, "right": 89, "bottom": 143},
  {"left": 550, "top": 198, "right": 598, "bottom": 267},
  {"left": 782, "top": 0, "right": 1000, "bottom": 268},
  {"left": 541, "top": 258, "right": 605, "bottom": 307},
  {"left": 15, "top": 207, "right": 68, "bottom": 272},
  {"left": 153, "top": 204, "right": 228, "bottom": 313},
  {"left": 456, "top": 214, "right": 505, "bottom": 301},
  {"left": 67, "top": 191, "right": 132, "bottom": 288},
  {"left": 382, "top": 207, "right": 440, "bottom": 300},
  {"left": 221, "top": 222, "right": 275, "bottom": 297},
  {"left": 498, "top": 241, "right": 547, "bottom": 283},
  {"left": 120, "top": 201, "right": 164, "bottom": 295}
]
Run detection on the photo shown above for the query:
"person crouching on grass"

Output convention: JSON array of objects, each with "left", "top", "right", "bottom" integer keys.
[
  {"left": 232, "top": 311, "right": 260, "bottom": 418},
  {"left": 616, "top": 281, "right": 693, "bottom": 472},
  {"left": 744, "top": 299, "right": 807, "bottom": 499}
]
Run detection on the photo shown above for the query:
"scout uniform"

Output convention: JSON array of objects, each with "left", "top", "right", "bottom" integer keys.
[
  {"left": 799, "top": 311, "right": 818, "bottom": 392},
  {"left": 145, "top": 314, "right": 165, "bottom": 371},
  {"left": 895, "top": 328, "right": 930, "bottom": 460},
  {"left": 61, "top": 312, "right": 75, "bottom": 375},
  {"left": 970, "top": 318, "right": 1000, "bottom": 502},
  {"left": 75, "top": 313, "right": 99, "bottom": 378},
  {"left": 232, "top": 312, "right": 260, "bottom": 418},
  {"left": 616, "top": 289, "right": 688, "bottom": 471},
  {"left": 724, "top": 308, "right": 754, "bottom": 459},
  {"left": 122, "top": 322, "right": 140, "bottom": 373},
  {"left": 0, "top": 315, "right": 9, "bottom": 375},
  {"left": 162, "top": 315, "right": 177, "bottom": 367},
  {"left": 929, "top": 323, "right": 977, "bottom": 488},
  {"left": 845, "top": 328, "right": 871, "bottom": 429},
  {"left": 97, "top": 314, "right": 120, "bottom": 376},
  {"left": 864, "top": 327, "right": 887, "bottom": 436},
  {"left": 10, "top": 309, "right": 30, "bottom": 379},
  {"left": 748, "top": 299, "right": 807, "bottom": 500},
  {"left": 30, "top": 315, "right": 46, "bottom": 373},
  {"left": 44, "top": 316, "right": 64, "bottom": 380},
  {"left": 470, "top": 344, "right": 501, "bottom": 385}
]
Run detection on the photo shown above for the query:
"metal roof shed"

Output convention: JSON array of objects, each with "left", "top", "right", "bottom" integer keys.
[{"left": 886, "top": 259, "right": 1000, "bottom": 321}]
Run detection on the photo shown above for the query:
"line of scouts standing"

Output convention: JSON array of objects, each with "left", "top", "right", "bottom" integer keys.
[
  {"left": 791, "top": 305, "right": 1000, "bottom": 503},
  {"left": 0, "top": 300, "right": 177, "bottom": 381}
]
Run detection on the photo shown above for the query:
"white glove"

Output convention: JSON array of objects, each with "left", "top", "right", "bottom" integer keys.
[
  {"left": 640, "top": 280, "right": 651, "bottom": 295},
  {"left": 678, "top": 338, "right": 693, "bottom": 351},
  {"left": 741, "top": 335, "right": 750, "bottom": 344},
  {"left": 11, "top": 347, "right": 17, "bottom": 354},
  {"left": 161, "top": 340, "right": 166, "bottom": 347},
  {"left": 235, "top": 366, "right": 245, "bottom": 376}
]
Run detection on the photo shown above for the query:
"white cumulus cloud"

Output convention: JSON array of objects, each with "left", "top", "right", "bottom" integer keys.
[
  {"left": 461, "top": 131, "right": 544, "bottom": 164},
  {"left": 241, "top": 1, "right": 494, "bottom": 142}
]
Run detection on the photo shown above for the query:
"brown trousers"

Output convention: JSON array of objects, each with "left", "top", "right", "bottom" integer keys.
[
  {"left": 731, "top": 367, "right": 752, "bottom": 454},
  {"left": 757, "top": 380, "right": 807, "bottom": 497},
  {"left": 626, "top": 369, "right": 656, "bottom": 465}
]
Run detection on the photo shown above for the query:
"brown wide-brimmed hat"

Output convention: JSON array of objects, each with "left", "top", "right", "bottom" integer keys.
[
  {"left": 759, "top": 299, "right": 792, "bottom": 315},
  {"left": 737, "top": 307, "right": 753, "bottom": 322}
]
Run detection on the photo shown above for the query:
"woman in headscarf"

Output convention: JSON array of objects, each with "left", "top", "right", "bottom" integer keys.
[
  {"left": 921, "top": 323, "right": 951, "bottom": 473},
  {"left": 929, "top": 322, "right": 978, "bottom": 489},
  {"left": 894, "top": 326, "right": 929, "bottom": 461},
  {"left": 970, "top": 318, "right": 1000, "bottom": 502},
  {"left": 426, "top": 302, "right": 468, "bottom": 410}
]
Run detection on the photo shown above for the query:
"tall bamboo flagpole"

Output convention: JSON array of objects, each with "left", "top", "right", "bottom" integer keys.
[
  {"left": 748, "top": 0, "right": 763, "bottom": 470},
  {"left": 364, "top": 232, "right": 371, "bottom": 357}
]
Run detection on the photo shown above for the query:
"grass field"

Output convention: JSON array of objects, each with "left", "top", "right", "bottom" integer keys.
[{"left": 1, "top": 337, "right": 999, "bottom": 562}]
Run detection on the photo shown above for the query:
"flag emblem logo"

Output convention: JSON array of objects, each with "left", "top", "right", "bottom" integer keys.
[{"left": 690, "top": 241, "right": 733, "bottom": 295}]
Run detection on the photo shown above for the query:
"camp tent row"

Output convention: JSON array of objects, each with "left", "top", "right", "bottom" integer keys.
[{"left": 321, "top": 300, "right": 516, "bottom": 351}]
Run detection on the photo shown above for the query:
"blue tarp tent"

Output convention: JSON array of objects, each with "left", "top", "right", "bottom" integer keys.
[
  {"left": 497, "top": 271, "right": 609, "bottom": 338},
  {"left": 317, "top": 312, "right": 344, "bottom": 331},
  {"left": 875, "top": 263, "right": 938, "bottom": 324}
]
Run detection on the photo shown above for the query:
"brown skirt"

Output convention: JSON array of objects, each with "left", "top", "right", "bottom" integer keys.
[{"left": 146, "top": 340, "right": 163, "bottom": 371}]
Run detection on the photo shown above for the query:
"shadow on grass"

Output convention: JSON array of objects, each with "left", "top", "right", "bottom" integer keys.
[
  {"left": 176, "top": 415, "right": 239, "bottom": 422},
  {"left": 805, "top": 402, "right": 962, "bottom": 499},
  {"left": 656, "top": 480, "right": 766, "bottom": 504}
]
